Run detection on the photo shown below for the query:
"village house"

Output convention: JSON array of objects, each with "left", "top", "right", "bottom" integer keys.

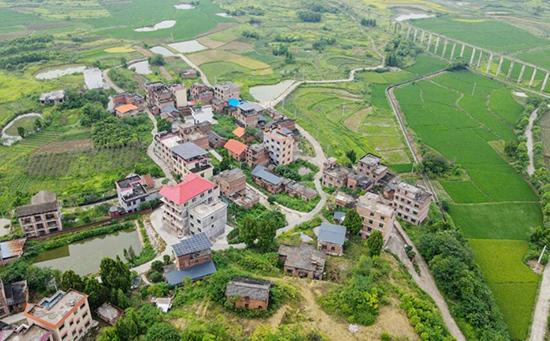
[
  {"left": 357, "top": 154, "right": 388, "bottom": 182},
  {"left": 39, "top": 90, "right": 65, "bottom": 105},
  {"left": 114, "top": 103, "right": 139, "bottom": 117},
  {"left": 213, "top": 82, "right": 240, "bottom": 101},
  {"left": 278, "top": 244, "right": 326, "bottom": 280},
  {"left": 317, "top": 223, "right": 347, "bottom": 256},
  {"left": 322, "top": 158, "right": 350, "bottom": 189},
  {"left": 190, "top": 83, "right": 214, "bottom": 105},
  {"left": 16, "top": 191, "right": 62, "bottom": 237},
  {"left": 333, "top": 211, "right": 346, "bottom": 225},
  {"left": 165, "top": 232, "right": 217, "bottom": 286},
  {"left": 112, "top": 93, "right": 144, "bottom": 117},
  {"left": 285, "top": 181, "right": 317, "bottom": 201},
  {"left": 213, "top": 168, "right": 246, "bottom": 197},
  {"left": 231, "top": 101, "right": 262, "bottom": 127},
  {"left": 251, "top": 165, "right": 283, "bottom": 193},
  {"left": 145, "top": 82, "right": 175, "bottom": 115},
  {"left": 334, "top": 191, "right": 355, "bottom": 208},
  {"left": 0, "top": 322, "right": 53, "bottom": 341},
  {"left": 225, "top": 278, "right": 272, "bottom": 310},
  {"left": 387, "top": 181, "right": 432, "bottom": 225},
  {"left": 153, "top": 131, "right": 182, "bottom": 167},
  {"left": 171, "top": 142, "right": 213, "bottom": 179},
  {"left": 24, "top": 290, "right": 93, "bottom": 341},
  {"left": 95, "top": 303, "right": 123, "bottom": 326},
  {"left": 115, "top": 174, "right": 159, "bottom": 213},
  {"left": 182, "top": 69, "right": 198, "bottom": 79},
  {"left": 263, "top": 127, "right": 295, "bottom": 166},
  {"left": 174, "top": 120, "right": 210, "bottom": 150},
  {"left": 0, "top": 280, "right": 28, "bottom": 317},
  {"left": 0, "top": 238, "right": 26, "bottom": 266},
  {"left": 356, "top": 192, "right": 395, "bottom": 240},
  {"left": 224, "top": 139, "right": 248, "bottom": 161},
  {"left": 159, "top": 174, "right": 227, "bottom": 238},
  {"left": 208, "top": 131, "right": 227, "bottom": 149},
  {"left": 211, "top": 97, "right": 226, "bottom": 114},
  {"left": 171, "top": 84, "right": 188, "bottom": 109},
  {"left": 346, "top": 173, "right": 374, "bottom": 191},
  {"left": 246, "top": 143, "right": 270, "bottom": 168},
  {"left": 232, "top": 126, "right": 246, "bottom": 140}
]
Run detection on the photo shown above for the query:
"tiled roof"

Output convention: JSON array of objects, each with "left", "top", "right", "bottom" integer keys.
[
  {"left": 318, "top": 222, "right": 346, "bottom": 245},
  {"left": 224, "top": 139, "right": 248, "bottom": 156},
  {"left": 225, "top": 277, "right": 271, "bottom": 301},
  {"left": 115, "top": 103, "right": 138, "bottom": 114},
  {"left": 159, "top": 173, "right": 215, "bottom": 205},
  {"left": 232, "top": 127, "right": 245, "bottom": 138},
  {"left": 251, "top": 165, "right": 282, "bottom": 186},
  {"left": 172, "top": 232, "right": 212, "bottom": 256},
  {"left": 278, "top": 244, "right": 326, "bottom": 272},
  {"left": 15, "top": 191, "right": 59, "bottom": 217},
  {"left": 172, "top": 142, "right": 207, "bottom": 160}
]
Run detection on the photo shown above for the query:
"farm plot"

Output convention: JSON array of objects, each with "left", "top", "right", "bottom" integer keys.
[{"left": 395, "top": 70, "right": 542, "bottom": 340}]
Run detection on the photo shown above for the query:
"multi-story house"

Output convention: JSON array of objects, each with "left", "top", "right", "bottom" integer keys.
[
  {"left": 24, "top": 290, "right": 93, "bottom": 341},
  {"left": 171, "top": 142, "right": 213, "bottom": 179},
  {"left": 321, "top": 158, "right": 350, "bottom": 189},
  {"left": 0, "top": 280, "right": 28, "bottom": 317},
  {"left": 115, "top": 174, "right": 159, "bottom": 213},
  {"left": 231, "top": 101, "right": 262, "bottom": 127},
  {"left": 153, "top": 132, "right": 182, "bottom": 167},
  {"left": 263, "top": 127, "right": 295, "bottom": 166},
  {"left": 317, "top": 223, "right": 346, "bottom": 256},
  {"left": 246, "top": 143, "right": 270, "bottom": 168},
  {"left": 390, "top": 182, "right": 432, "bottom": 225},
  {"left": 190, "top": 83, "right": 214, "bottom": 105},
  {"left": 174, "top": 120, "right": 210, "bottom": 150},
  {"left": 16, "top": 191, "right": 62, "bottom": 237},
  {"left": 224, "top": 139, "right": 248, "bottom": 161},
  {"left": 225, "top": 278, "right": 271, "bottom": 310},
  {"left": 356, "top": 192, "right": 395, "bottom": 240},
  {"left": 145, "top": 82, "right": 175, "bottom": 115},
  {"left": 213, "top": 82, "right": 240, "bottom": 101},
  {"left": 165, "top": 232, "right": 217, "bottom": 286},
  {"left": 159, "top": 173, "right": 226, "bottom": 238},
  {"left": 357, "top": 154, "right": 388, "bottom": 182}
]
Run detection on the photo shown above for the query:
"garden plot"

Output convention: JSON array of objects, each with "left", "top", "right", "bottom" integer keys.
[{"left": 168, "top": 40, "right": 207, "bottom": 54}]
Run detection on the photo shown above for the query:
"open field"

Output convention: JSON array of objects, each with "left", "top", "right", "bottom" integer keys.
[
  {"left": 395, "top": 70, "right": 542, "bottom": 339},
  {"left": 413, "top": 16, "right": 549, "bottom": 53},
  {"left": 468, "top": 239, "right": 540, "bottom": 340},
  {"left": 278, "top": 54, "right": 445, "bottom": 166}
]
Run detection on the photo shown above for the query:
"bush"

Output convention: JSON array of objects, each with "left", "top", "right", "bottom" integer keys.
[
  {"left": 297, "top": 10, "right": 321, "bottom": 22},
  {"left": 148, "top": 54, "right": 165, "bottom": 66}
]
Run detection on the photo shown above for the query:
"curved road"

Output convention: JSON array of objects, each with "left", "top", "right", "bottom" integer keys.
[{"left": 526, "top": 108, "right": 539, "bottom": 176}]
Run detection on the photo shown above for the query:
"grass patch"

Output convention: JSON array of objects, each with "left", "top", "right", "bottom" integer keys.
[{"left": 468, "top": 239, "right": 540, "bottom": 340}]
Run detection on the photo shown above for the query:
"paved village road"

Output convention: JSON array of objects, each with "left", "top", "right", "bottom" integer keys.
[
  {"left": 526, "top": 108, "right": 539, "bottom": 176},
  {"left": 529, "top": 262, "right": 550, "bottom": 341}
]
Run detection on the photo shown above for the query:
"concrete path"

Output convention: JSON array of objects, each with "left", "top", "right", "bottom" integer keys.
[
  {"left": 103, "top": 68, "right": 125, "bottom": 94},
  {"left": 529, "top": 262, "right": 550, "bottom": 341},
  {"left": 385, "top": 222, "right": 466, "bottom": 341},
  {"left": 176, "top": 53, "right": 211, "bottom": 87},
  {"left": 526, "top": 108, "right": 539, "bottom": 176},
  {"left": 145, "top": 111, "right": 174, "bottom": 182}
]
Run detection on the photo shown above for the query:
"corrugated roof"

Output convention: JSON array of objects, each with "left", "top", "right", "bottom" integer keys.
[
  {"left": 0, "top": 238, "right": 26, "bottom": 260},
  {"left": 318, "top": 223, "right": 346, "bottom": 245},
  {"left": 251, "top": 165, "right": 282, "bottom": 186},
  {"left": 172, "top": 232, "right": 212, "bottom": 256},
  {"left": 172, "top": 142, "right": 207, "bottom": 160},
  {"left": 165, "top": 260, "right": 216, "bottom": 285},
  {"left": 159, "top": 173, "right": 215, "bottom": 205}
]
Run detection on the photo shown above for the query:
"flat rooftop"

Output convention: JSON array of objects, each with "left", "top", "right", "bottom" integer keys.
[{"left": 26, "top": 290, "right": 87, "bottom": 328}]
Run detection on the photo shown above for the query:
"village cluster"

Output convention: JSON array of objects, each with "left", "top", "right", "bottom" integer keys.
[{"left": 0, "top": 73, "right": 433, "bottom": 339}]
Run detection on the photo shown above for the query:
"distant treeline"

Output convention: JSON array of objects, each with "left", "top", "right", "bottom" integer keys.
[{"left": 0, "top": 35, "right": 55, "bottom": 70}]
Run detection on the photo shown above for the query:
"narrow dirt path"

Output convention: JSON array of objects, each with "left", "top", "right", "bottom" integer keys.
[
  {"left": 526, "top": 108, "right": 539, "bottom": 176},
  {"left": 529, "top": 261, "right": 550, "bottom": 341}
]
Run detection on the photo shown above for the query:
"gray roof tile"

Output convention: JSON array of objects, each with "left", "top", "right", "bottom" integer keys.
[
  {"left": 318, "top": 222, "right": 346, "bottom": 245},
  {"left": 172, "top": 233, "right": 212, "bottom": 256}
]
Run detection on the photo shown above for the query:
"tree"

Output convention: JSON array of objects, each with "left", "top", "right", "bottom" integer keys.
[
  {"left": 297, "top": 10, "right": 321, "bottom": 22},
  {"left": 420, "top": 152, "right": 451, "bottom": 176},
  {"left": 346, "top": 150, "right": 357, "bottom": 164},
  {"left": 145, "top": 322, "right": 181, "bottom": 341},
  {"left": 120, "top": 57, "right": 127, "bottom": 68},
  {"left": 149, "top": 54, "right": 165, "bottom": 66},
  {"left": 100, "top": 257, "right": 131, "bottom": 292},
  {"left": 60, "top": 270, "right": 84, "bottom": 292},
  {"left": 157, "top": 118, "right": 172, "bottom": 132},
  {"left": 17, "top": 126, "right": 26, "bottom": 138},
  {"left": 84, "top": 277, "right": 109, "bottom": 309},
  {"left": 238, "top": 215, "right": 278, "bottom": 251},
  {"left": 367, "top": 231, "right": 383, "bottom": 257},
  {"left": 343, "top": 210, "right": 363, "bottom": 235},
  {"left": 163, "top": 254, "right": 171, "bottom": 265},
  {"left": 114, "top": 308, "right": 139, "bottom": 340},
  {"left": 151, "top": 260, "right": 164, "bottom": 273}
]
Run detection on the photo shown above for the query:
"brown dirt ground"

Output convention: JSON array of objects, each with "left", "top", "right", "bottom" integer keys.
[
  {"left": 34, "top": 139, "right": 92, "bottom": 154},
  {"left": 220, "top": 41, "right": 254, "bottom": 53}
]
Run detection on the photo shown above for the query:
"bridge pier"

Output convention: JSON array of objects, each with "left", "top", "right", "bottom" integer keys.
[
  {"left": 450, "top": 43, "right": 456, "bottom": 60},
  {"left": 518, "top": 64, "right": 526, "bottom": 83},
  {"left": 460, "top": 43, "right": 465, "bottom": 57},
  {"left": 434, "top": 36, "right": 440, "bottom": 54},
  {"left": 469, "top": 48, "right": 476, "bottom": 65},
  {"left": 476, "top": 50, "right": 483, "bottom": 68},
  {"left": 413, "top": 29, "right": 418, "bottom": 42},
  {"left": 427, "top": 34, "right": 433, "bottom": 50},
  {"left": 406, "top": 26, "right": 412, "bottom": 39},
  {"left": 529, "top": 68, "right": 537, "bottom": 87},
  {"left": 496, "top": 55, "right": 504, "bottom": 77},
  {"left": 441, "top": 40, "right": 448, "bottom": 57},
  {"left": 486, "top": 53, "right": 493, "bottom": 73},
  {"left": 507, "top": 61, "right": 515, "bottom": 80},
  {"left": 542, "top": 72, "right": 549, "bottom": 92}
]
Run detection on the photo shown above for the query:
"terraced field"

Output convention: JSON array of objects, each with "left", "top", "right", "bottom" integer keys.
[{"left": 395, "top": 70, "right": 542, "bottom": 339}]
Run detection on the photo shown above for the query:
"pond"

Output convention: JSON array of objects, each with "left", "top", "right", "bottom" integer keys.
[
  {"left": 1, "top": 112, "right": 42, "bottom": 146},
  {"left": 175, "top": 4, "right": 195, "bottom": 10},
  {"left": 135, "top": 20, "right": 176, "bottom": 32},
  {"left": 83, "top": 68, "right": 104, "bottom": 89},
  {"left": 394, "top": 13, "right": 436, "bottom": 22},
  {"left": 34, "top": 230, "right": 143, "bottom": 276},
  {"left": 35, "top": 66, "right": 87, "bottom": 80},
  {"left": 129, "top": 60, "right": 152, "bottom": 75},
  {"left": 249, "top": 80, "right": 295, "bottom": 103},
  {"left": 150, "top": 46, "right": 175, "bottom": 57}
]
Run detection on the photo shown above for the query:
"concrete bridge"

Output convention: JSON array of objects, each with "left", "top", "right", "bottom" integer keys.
[{"left": 390, "top": 21, "right": 550, "bottom": 95}]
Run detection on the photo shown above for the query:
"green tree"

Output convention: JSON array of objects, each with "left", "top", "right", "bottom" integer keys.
[
  {"left": 97, "top": 327, "right": 121, "bottom": 341},
  {"left": 60, "top": 270, "right": 84, "bottom": 292},
  {"left": 346, "top": 150, "right": 357, "bottom": 164},
  {"left": 84, "top": 277, "right": 109, "bottom": 309},
  {"left": 163, "top": 254, "right": 171, "bottom": 265},
  {"left": 114, "top": 308, "right": 139, "bottom": 340},
  {"left": 149, "top": 54, "right": 165, "bottom": 66},
  {"left": 146, "top": 322, "right": 181, "bottom": 341},
  {"left": 17, "top": 126, "right": 26, "bottom": 138},
  {"left": 157, "top": 118, "right": 172, "bottom": 132},
  {"left": 343, "top": 209, "right": 362, "bottom": 235},
  {"left": 100, "top": 257, "right": 131, "bottom": 292},
  {"left": 367, "top": 231, "right": 383, "bottom": 257},
  {"left": 151, "top": 260, "right": 164, "bottom": 273}
]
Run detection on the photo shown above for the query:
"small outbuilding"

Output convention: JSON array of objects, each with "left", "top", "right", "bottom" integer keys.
[
  {"left": 317, "top": 222, "right": 346, "bottom": 256},
  {"left": 225, "top": 277, "right": 272, "bottom": 310},
  {"left": 96, "top": 303, "right": 124, "bottom": 325}
]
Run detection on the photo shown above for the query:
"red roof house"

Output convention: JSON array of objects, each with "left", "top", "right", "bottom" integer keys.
[
  {"left": 159, "top": 173, "right": 215, "bottom": 205},
  {"left": 232, "top": 127, "right": 245, "bottom": 139},
  {"left": 224, "top": 139, "right": 248, "bottom": 161}
]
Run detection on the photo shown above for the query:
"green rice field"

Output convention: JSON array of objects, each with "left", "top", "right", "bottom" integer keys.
[{"left": 395, "top": 70, "right": 542, "bottom": 340}]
